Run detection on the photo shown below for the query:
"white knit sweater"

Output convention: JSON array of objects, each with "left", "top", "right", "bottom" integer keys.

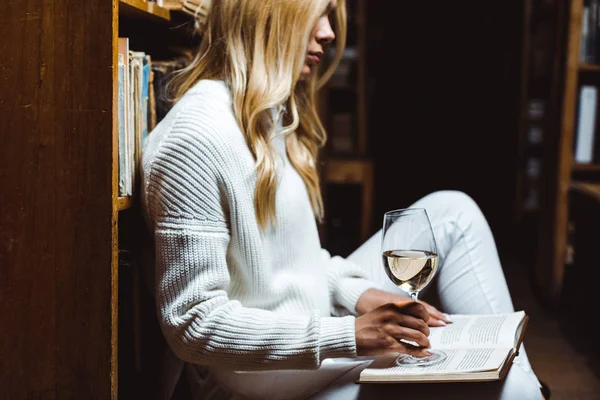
[{"left": 140, "top": 79, "right": 377, "bottom": 375}]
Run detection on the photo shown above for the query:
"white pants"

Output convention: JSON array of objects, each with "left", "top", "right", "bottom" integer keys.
[{"left": 188, "top": 191, "right": 543, "bottom": 400}]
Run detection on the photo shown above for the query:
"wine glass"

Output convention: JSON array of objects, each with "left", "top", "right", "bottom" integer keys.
[{"left": 381, "top": 208, "right": 447, "bottom": 366}]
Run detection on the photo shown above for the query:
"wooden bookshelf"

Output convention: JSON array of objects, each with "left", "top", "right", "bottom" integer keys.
[
  {"left": 537, "top": 0, "right": 600, "bottom": 303},
  {"left": 570, "top": 181, "right": 600, "bottom": 200},
  {"left": 572, "top": 162, "right": 600, "bottom": 171},
  {"left": 119, "top": 0, "right": 171, "bottom": 21},
  {"left": 117, "top": 196, "right": 136, "bottom": 211},
  {"left": 578, "top": 63, "right": 600, "bottom": 72},
  {"left": 0, "top": 0, "right": 192, "bottom": 397}
]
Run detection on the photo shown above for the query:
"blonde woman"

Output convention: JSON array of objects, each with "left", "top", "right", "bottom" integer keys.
[{"left": 140, "top": 0, "right": 547, "bottom": 398}]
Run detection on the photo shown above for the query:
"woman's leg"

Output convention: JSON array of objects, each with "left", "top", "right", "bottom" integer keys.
[{"left": 344, "top": 190, "right": 541, "bottom": 394}]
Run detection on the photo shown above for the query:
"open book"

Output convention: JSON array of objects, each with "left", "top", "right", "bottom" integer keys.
[{"left": 357, "top": 310, "right": 529, "bottom": 384}]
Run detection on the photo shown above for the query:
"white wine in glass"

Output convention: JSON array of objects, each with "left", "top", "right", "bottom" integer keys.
[{"left": 381, "top": 208, "right": 447, "bottom": 366}]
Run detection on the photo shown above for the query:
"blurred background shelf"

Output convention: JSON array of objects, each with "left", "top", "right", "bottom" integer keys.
[
  {"left": 572, "top": 163, "right": 600, "bottom": 171},
  {"left": 119, "top": 0, "right": 171, "bottom": 21},
  {"left": 570, "top": 181, "right": 600, "bottom": 200},
  {"left": 579, "top": 63, "right": 600, "bottom": 72}
]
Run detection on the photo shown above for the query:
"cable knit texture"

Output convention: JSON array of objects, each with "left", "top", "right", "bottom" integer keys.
[{"left": 140, "top": 79, "right": 378, "bottom": 384}]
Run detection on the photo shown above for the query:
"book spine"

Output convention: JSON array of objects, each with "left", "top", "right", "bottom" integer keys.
[
  {"left": 141, "top": 57, "right": 150, "bottom": 149},
  {"left": 582, "top": 4, "right": 590, "bottom": 63},
  {"left": 574, "top": 85, "right": 598, "bottom": 163},
  {"left": 118, "top": 54, "right": 127, "bottom": 197},
  {"left": 128, "top": 52, "right": 135, "bottom": 196},
  {"left": 133, "top": 56, "right": 143, "bottom": 193},
  {"left": 118, "top": 38, "right": 132, "bottom": 198},
  {"left": 588, "top": 0, "right": 599, "bottom": 64}
]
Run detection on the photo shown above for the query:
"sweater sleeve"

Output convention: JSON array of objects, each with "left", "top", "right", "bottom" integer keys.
[
  {"left": 322, "top": 249, "right": 381, "bottom": 315},
  {"left": 142, "top": 123, "right": 358, "bottom": 370}
]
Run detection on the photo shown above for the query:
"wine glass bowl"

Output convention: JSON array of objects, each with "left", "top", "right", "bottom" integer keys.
[
  {"left": 382, "top": 249, "right": 438, "bottom": 300},
  {"left": 381, "top": 208, "right": 447, "bottom": 366}
]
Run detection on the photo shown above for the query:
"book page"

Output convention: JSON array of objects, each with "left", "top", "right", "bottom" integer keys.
[
  {"left": 362, "top": 347, "right": 510, "bottom": 377},
  {"left": 428, "top": 311, "right": 525, "bottom": 350}
]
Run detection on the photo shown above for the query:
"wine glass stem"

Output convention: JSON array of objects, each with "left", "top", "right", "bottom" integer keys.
[{"left": 410, "top": 292, "right": 418, "bottom": 302}]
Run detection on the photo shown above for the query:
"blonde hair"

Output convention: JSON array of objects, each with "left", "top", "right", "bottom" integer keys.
[{"left": 169, "top": 0, "right": 347, "bottom": 228}]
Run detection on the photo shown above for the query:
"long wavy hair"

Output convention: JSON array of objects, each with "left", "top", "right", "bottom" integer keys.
[{"left": 168, "top": 0, "right": 347, "bottom": 228}]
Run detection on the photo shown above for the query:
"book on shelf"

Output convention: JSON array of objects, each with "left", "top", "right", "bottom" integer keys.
[
  {"left": 118, "top": 53, "right": 127, "bottom": 198},
  {"left": 574, "top": 85, "right": 597, "bottom": 163},
  {"left": 357, "top": 310, "right": 528, "bottom": 384},
  {"left": 581, "top": 0, "right": 600, "bottom": 64},
  {"left": 148, "top": 59, "right": 157, "bottom": 132},
  {"left": 143, "top": 54, "right": 152, "bottom": 145},
  {"left": 127, "top": 51, "right": 137, "bottom": 195},
  {"left": 131, "top": 52, "right": 151, "bottom": 149},
  {"left": 118, "top": 38, "right": 133, "bottom": 197},
  {"left": 130, "top": 52, "right": 141, "bottom": 193}
]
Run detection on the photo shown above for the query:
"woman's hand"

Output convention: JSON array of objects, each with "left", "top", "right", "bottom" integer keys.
[
  {"left": 354, "top": 301, "right": 432, "bottom": 357},
  {"left": 356, "top": 288, "right": 452, "bottom": 327}
]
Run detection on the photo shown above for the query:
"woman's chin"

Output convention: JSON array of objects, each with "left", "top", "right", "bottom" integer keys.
[{"left": 299, "top": 66, "right": 312, "bottom": 81}]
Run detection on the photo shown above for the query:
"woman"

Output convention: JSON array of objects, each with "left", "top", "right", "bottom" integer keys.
[{"left": 140, "top": 0, "right": 546, "bottom": 398}]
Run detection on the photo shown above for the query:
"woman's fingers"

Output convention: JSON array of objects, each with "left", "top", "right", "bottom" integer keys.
[
  {"left": 427, "top": 317, "right": 448, "bottom": 327},
  {"left": 355, "top": 300, "right": 435, "bottom": 357},
  {"left": 394, "top": 340, "right": 433, "bottom": 358},
  {"left": 385, "top": 324, "right": 431, "bottom": 348},
  {"left": 419, "top": 301, "right": 452, "bottom": 325},
  {"left": 388, "top": 301, "right": 429, "bottom": 321},
  {"left": 392, "top": 313, "right": 430, "bottom": 336}
]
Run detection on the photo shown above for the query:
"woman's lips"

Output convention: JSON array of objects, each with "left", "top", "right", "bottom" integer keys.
[{"left": 308, "top": 54, "right": 321, "bottom": 65}]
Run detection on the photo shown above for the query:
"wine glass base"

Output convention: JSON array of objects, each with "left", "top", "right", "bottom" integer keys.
[{"left": 395, "top": 350, "right": 447, "bottom": 367}]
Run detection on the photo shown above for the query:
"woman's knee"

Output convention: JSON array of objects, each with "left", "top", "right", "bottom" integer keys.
[
  {"left": 499, "top": 363, "right": 544, "bottom": 400},
  {"left": 411, "top": 190, "right": 483, "bottom": 221}
]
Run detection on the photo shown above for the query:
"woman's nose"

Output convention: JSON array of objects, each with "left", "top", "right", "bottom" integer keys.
[{"left": 315, "top": 16, "right": 335, "bottom": 45}]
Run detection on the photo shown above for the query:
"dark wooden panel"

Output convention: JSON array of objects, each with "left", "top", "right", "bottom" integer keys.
[{"left": 0, "top": 0, "right": 116, "bottom": 398}]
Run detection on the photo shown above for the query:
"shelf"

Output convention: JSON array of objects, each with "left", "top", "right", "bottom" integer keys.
[
  {"left": 579, "top": 63, "right": 600, "bottom": 72},
  {"left": 572, "top": 163, "right": 600, "bottom": 171},
  {"left": 570, "top": 181, "right": 600, "bottom": 201},
  {"left": 324, "top": 158, "right": 373, "bottom": 185},
  {"left": 117, "top": 196, "right": 136, "bottom": 211},
  {"left": 119, "top": 0, "right": 171, "bottom": 21}
]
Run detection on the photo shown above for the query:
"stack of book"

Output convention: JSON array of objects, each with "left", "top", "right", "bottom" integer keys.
[
  {"left": 118, "top": 38, "right": 152, "bottom": 197},
  {"left": 117, "top": 37, "right": 191, "bottom": 198}
]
